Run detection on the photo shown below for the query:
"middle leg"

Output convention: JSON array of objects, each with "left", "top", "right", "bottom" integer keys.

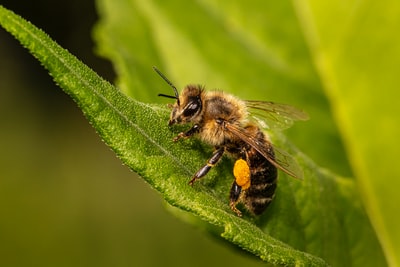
[{"left": 189, "top": 147, "right": 225, "bottom": 185}]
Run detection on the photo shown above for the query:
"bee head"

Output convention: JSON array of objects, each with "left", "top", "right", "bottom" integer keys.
[{"left": 154, "top": 67, "right": 203, "bottom": 126}]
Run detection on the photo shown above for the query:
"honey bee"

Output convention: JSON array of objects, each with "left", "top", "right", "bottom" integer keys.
[{"left": 154, "top": 67, "right": 309, "bottom": 216}]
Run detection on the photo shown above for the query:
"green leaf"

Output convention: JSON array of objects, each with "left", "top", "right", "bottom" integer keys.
[
  {"left": 0, "top": 3, "right": 388, "bottom": 267},
  {"left": 294, "top": 1, "right": 400, "bottom": 266}
]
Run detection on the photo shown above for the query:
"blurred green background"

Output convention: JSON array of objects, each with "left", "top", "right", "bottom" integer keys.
[{"left": 0, "top": 1, "right": 265, "bottom": 266}]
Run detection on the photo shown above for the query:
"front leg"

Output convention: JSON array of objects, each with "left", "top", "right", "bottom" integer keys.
[
  {"left": 189, "top": 147, "right": 225, "bottom": 185},
  {"left": 173, "top": 124, "right": 200, "bottom": 142}
]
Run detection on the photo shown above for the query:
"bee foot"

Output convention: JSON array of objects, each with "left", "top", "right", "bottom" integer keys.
[
  {"left": 188, "top": 177, "right": 197, "bottom": 186},
  {"left": 173, "top": 132, "right": 185, "bottom": 142},
  {"left": 230, "top": 202, "right": 242, "bottom": 217}
]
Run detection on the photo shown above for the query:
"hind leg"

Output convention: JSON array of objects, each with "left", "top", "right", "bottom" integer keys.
[
  {"left": 229, "top": 180, "right": 243, "bottom": 217},
  {"left": 229, "top": 158, "right": 252, "bottom": 216}
]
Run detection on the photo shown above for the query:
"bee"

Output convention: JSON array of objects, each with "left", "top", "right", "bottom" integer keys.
[{"left": 154, "top": 67, "right": 309, "bottom": 216}]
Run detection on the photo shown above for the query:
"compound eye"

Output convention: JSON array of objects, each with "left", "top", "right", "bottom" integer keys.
[{"left": 183, "top": 97, "right": 202, "bottom": 117}]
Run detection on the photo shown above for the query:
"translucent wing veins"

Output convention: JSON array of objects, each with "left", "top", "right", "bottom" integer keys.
[
  {"left": 225, "top": 122, "right": 303, "bottom": 179},
  {"left": 245, "top": 100, "right": 309, "bottom": 130}
]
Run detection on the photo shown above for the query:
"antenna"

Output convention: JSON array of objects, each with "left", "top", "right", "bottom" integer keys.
[{"left": 153, "top": 66, "right": 180, "bottom": 105}]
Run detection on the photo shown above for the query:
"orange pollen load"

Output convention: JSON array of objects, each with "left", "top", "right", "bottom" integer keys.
[{"left": 233, "top": 159, "right": 251, "bottom": 190}]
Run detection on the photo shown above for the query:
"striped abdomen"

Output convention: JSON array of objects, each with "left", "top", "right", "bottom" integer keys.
[
  {"left": 229, "top": 130, "right": 278, "bottom": 216},
  {"left": 243, "top": 145, "right": 278, "bottom": 215}
]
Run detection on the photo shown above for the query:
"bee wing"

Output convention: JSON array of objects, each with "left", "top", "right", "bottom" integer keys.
[
  {"left": 245, "top": 100, "right": 309, "bottom": 130},
  {"left": 225, "top": 122, "right": 304, "bottom": 179}
]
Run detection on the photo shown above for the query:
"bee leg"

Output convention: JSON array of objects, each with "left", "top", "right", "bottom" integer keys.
[
  {"left": 189, "top": 147, "right": 224, "bottom": 185},
  {"left": 229, "top": 181, "right": 243, "bottom": 217},
  {"left": 173, "top": 124, "right": 200, "bottom": 142}
]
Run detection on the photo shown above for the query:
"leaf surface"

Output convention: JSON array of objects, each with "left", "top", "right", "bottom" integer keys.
[{"left": 294, "top": 1, "right": 400, "bottom": 266}]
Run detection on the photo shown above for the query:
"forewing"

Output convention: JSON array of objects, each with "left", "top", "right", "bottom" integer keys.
[
  {"left": 225, "top": 123, "right": 303, "bottom": 179},
  {"left": 271, "top": 146, "right": 303, "bottom": 179},
  {"left": 245, "top": 100, "right": 309, "bottom": 130}
]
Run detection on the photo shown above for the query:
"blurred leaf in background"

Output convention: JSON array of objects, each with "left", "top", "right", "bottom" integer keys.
[{"left": 293, "top": 1, "right": 400, "bottom": 266}]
